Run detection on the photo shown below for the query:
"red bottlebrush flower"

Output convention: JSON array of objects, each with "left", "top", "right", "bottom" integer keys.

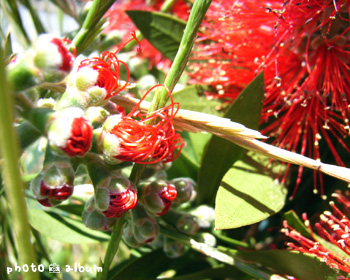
[
  {"left": 282, "top": 191, "right": 350, "bottom": 274},
  {"left": 102, "top": 180, "right": 138, "bottom": 218},
  {"left": 104, "top": 0, "right": 190, "bottom": 69},
  {"left": 76, "top": 31, "right": 140, "bottom": 99},
  {"left": 188, "top": 0, "right": 350, "bottom": 197},
  {"left": 48, "top": 107, "right": 93, "bottom": 157},
  {"left": 101, "top": 85, "right": 184, "bottom": 164}
]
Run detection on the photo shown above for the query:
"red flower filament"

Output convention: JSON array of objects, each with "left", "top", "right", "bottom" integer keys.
[
  {"left": 61, "top": 117, "right": 93, "bottom": 157},
  {"left": 157, "top": 184, "right": 177, "bottom": 216},
  {"left": 78, "top": 31, "right": 141, "bottom": 99},
  {"left": 282, "top": 191, "right": 350, "bottom": 274},
  {"left": 103, "top": 187, "right": 138, "bottom": 218},
  {"left": 108, "top": 84, "right": 184, "bottom": 164},
  {"left": 37, "top": 181, "right": 73, "bottom": 207}
]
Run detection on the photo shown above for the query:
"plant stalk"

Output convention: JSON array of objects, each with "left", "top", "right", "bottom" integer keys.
[{"left": 0, "top": 41, "right": 39, "bottom": 280}]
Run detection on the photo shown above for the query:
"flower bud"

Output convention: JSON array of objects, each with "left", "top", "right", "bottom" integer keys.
[
  {"left": 31, "top": 161, "right": 74, "bottom": 207},
  {"left": 140, "top": 180, "right": 177, "bottom": 216},
  {"left": 48, "top": 107, "right": 93, "bottom": 157},
  {"left": 133, "top": 216, "right": 159, "bottom": 244},
  {"left": 176, "top": 214, "right": 199, "bottom": 235},
  {"left": 170, "top": 177, "right": 196, "bottom": 204},
  {"left": 85, "top": 106, "right": 110, "bottom": 128},
  {"left": 34, "top": 34, "right": 74, "bottom": 73},
  {"left": 82, "top": 197, "right": 116, "bottom": 231},
  {"left": 122, "top": 222, "right": 142, "bottom": 248},
  {"left": 163, "top": 237, "right": 186, "bottom": 258},
  {"left": 7, "top": 54, "right": 41, "bottom": 92},
  {"left": 95, "top": 175, "right": 138, "bottom": 218},
  {"left": 163, "top": 209, "right": 199, "bottom": 236},
  {"left": 189, "top": 205, "right": 215, "bottom": 228}
]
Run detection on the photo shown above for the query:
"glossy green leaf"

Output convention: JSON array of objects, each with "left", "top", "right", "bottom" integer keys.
[
  {"left": 126, "top": 10, "right": 186, "bottom": 61},
  {"left": 236, "top": 250, "right": 342, "bottom": 280},
  {"left": 215, "top": 152, "right": 287, "bottom": 229},
  {"left": 173, "top": 85, "right": 222, "bottom": 116},
  {"left": 28, "top": 209, "right": 109, "bottom": 243},
  {"left": 197, "top": 72, "right": 265, "bottom": 205}
]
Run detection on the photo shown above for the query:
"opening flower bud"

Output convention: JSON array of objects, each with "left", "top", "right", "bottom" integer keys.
[
  {"left": 140, "top": 180, "right": 177, "bottom": 216},
  {"left": 95, "top": 176, "right": 138, "bottom": 218},
  {"left": 48, "top": 107, "right": 93, "bottom": 157},
  {"left": 133, "top": 216, "right": 159, "bottom": 244},
  {"left": 31, "top": 162, "right": 74, "bottom": 207},
  {"left": 34, "top": 34, "right": 75, "bottom": 73},
  {"left": 82, "top": 198, "right": 117, "bottom": 231}
]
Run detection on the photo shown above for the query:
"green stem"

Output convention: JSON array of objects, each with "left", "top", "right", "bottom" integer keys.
[
  {"left": 148, "top": 0, "right": 212, "bottom": 113},
  {"left": 213, "top": 232, "right": 251, "bottom": 249},
  {"left": 0, "top": 42, "right": 38, "bottom": 280},
  {"left": 19, "top": 0, "right": 46, "bottom": 34},
  {"left": 98, "top": 2, "right": 211, "bottom": 278},
  {"left": 160, "top": 225, "right": 272, "bottom": 280},
  {"left": 72, "top": 0, "right": 115, "bottom": 54},
  {"left": 97, "top": 215, "right": 126, "bottom": 280}
]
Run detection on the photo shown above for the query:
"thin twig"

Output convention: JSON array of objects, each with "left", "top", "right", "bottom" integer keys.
[{"left": 111, "top": 94, "right": 350, "bottom": 184}]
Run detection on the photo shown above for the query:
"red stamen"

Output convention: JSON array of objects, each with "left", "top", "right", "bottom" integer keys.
[
  {"left": 109, "top": 84, "right": 184, "bottom": 164},
  {"left": 103, "top": 187, "right": 138, "bottom": 218}
]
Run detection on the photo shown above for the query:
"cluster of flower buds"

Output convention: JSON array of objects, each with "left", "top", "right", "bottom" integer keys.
[
  {"left": 7, "top": 34, "right": 75, "bottom": 92},
  {"left": 10, "top": 31, "right": 199, "bottom": 259}
]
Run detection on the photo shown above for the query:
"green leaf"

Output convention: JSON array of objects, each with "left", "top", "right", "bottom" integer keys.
[
  {"left": 28, "top": 209, "right": 110, "bottom": 243},
  {"left": 110, "top": 249, "right": 171, "bottom": 280},
  {"left": 170, "top": 265, "right": 250, "bottom": 280},
  {"left": 173, "top": 85, "right": 222, "bottom": 116},
  {"left": 283, "top": 210, "right": 312, "bottom": 239},
  {"left": 197, "top": 72, "right": 265, "bottom": 205},
  {"left": 236, "top": 250, "right": 341, "bottom": 280},
  {"left": 126, "top": 10, "right": 186, "bottom": 61},
  {"left": 4, "top": 33, "right": 13, "bottom": 57},
  {"left": 167, "top": 132, "right": 211, "bottom": 180},
  {"left": 215, "top": 151, "right": 287, "bottom": 229}
]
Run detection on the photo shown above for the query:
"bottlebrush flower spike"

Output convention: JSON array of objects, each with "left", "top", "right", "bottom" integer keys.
[
  {"left": 76, "top": 31, "right": 141, "bottom": 99},
  {"left": 48, "top": 107, "right": 93, "bottom": 157},
  {"left": 95, "top": 176, "right": 138, "bottom": 218},
  {"left": 188, "top": 0, "right": 350, "bottom": 197},
  {"left": 101, "top": 84, "right": 184, "bottom": 164},
  {"left": 282, "top": 191, "right": 350, "bottom": 274}
]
